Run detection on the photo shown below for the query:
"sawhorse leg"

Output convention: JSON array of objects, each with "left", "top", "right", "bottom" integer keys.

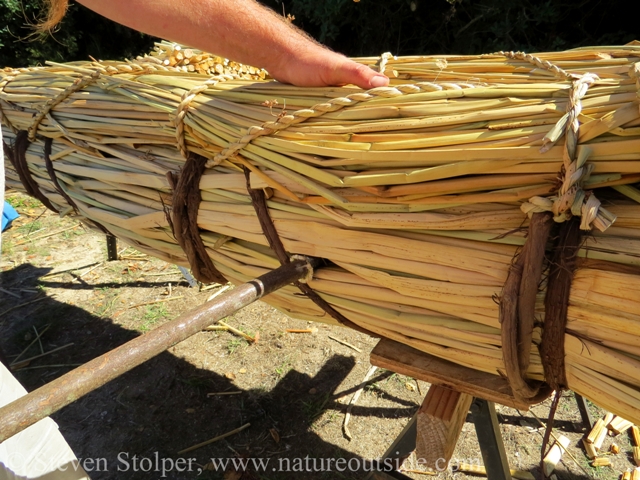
[
  {"left": 365, "top": 397, "right": 511, "bottom": 480},
  {"left": 106, "top": 234, "right": 118, "bottom": 261},
  {"left": 574, "top": 393, "right": 594, "bottom": 430},
  {"left": 365, "top": 415, "right": 416, "bottom": 480},
  {"left": 470, "top": 398, "right": 511, "bottom": 480}
]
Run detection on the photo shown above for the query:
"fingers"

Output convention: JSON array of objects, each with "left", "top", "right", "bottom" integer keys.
[
  {"left": 326, "top": 58, "right": 390, "bottom": 89},
  {"left": 269, "top": 48, "right": 390, "bottom": 89}
]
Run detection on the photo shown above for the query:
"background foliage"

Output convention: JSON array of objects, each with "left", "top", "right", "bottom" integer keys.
[
  {"left": 0, "top": 0, "right": 155, "bottom": 68},
  {"left": 1, "top": 0, "right": 637, "bottom": 68}
]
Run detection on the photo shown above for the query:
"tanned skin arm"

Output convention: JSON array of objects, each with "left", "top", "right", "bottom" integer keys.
[{"left": 76, "top": 0, "right": 389, "bottom": 88}]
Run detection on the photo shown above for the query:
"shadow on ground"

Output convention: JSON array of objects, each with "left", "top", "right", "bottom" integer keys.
[{"left": 1, "top": 264, "right": 418, "bottom": 480}]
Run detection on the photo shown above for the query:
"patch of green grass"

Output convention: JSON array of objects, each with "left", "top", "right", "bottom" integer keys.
[
  {"left": 17, "top": 220, "right": 43, "bottom": 235},
  {"left": 226, "top": 337, "right": 248, "bottom": 355},
  {"left": 139, "top": 303, "right": 169, "bottom": 331},
  {"left": 1, "top": 238, "right": 15, "bottom": 256},
  {"left": 26, "top": 245, "right": 50, "bottom": 257},
  {"left": 7, "top": 196, "right": 42, "bottom": 210},
  {"left": 62, "top": 228, "right": 85, "bottom": 239},
  {"left": 94, "top": 292, "right": 120, "bottom": 318}
]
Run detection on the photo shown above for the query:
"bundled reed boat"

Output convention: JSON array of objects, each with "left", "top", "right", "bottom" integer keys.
[{"left": 3, "top": 42, "right": 640, "bottom": 423}]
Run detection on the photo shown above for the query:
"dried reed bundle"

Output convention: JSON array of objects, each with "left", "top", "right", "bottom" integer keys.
[{"left": 3, "top": 43, "right": 640, "bottom": 421}]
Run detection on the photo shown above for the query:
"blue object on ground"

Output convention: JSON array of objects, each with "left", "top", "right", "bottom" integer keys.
[{"left": 2, "top": 201, "right": 19, "bottom": 231}]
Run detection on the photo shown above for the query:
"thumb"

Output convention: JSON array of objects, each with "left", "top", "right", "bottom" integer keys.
[{"left": 325, "top": 58, "right": 390, "bottom": 89}]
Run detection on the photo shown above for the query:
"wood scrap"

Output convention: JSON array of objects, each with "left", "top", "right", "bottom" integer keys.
[
  {"left": 456, "top": 463, "right": 535, "bottom": 480},
  {"left": 582, "top": 438, "right": 598, "bottom": 460},
  {"left": 587, "top": 418, "right": 607, "bottom": 447},
  {"left": 632, "top": 426, "right": 640, "bottom": 446},
  {"left": 591, "top": 457, "right": 611, "bottom": 467},
  {"left": 609, "top": 416, "right": 634, "bottom": 435},
  {"left": 543, "top": 434, "right": 571, "bottom": 476}
]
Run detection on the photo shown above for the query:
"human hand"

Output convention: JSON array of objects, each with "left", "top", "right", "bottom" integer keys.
[{"left": 268, "top": 44, "right": 390, "bottom": 89}]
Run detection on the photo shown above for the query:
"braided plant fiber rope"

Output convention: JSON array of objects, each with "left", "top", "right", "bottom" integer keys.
[{"left": 4, "top": 44, "right": 640, "bottom": 422}]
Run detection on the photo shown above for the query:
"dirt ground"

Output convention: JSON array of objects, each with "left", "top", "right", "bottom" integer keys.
[{"left": 1, "top": 192, "right": 638, "bottom": 480}]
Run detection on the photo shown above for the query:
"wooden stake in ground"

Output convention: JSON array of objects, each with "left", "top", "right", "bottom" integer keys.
[
  {"left": 415, "top": 384, "right": 473, "bottom": 470},
  {"left": 543, "top": 435, "right": 571, "bottom": 476}
]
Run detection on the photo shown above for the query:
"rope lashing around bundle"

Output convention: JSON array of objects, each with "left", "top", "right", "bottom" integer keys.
[
  {"left": 166, "top": 152, "right": 228, "bottom": 285},
  {"left": 28, "top": 71, "right": 102, "bottom": 142},
  {"left": 4, "top": 131, "right": 58, "bottom": 213},
  {"left": 499, "top": 52, "right": 617, "bottom": 404},
  {"left": 241, "top": 166, "right": 377, "bottom": 336},
  {"left": 204, "top": 80, "right": 479, "bottom": 168},
  {"left": 500, "top": 51, "right": 616, "bottom": 232}
]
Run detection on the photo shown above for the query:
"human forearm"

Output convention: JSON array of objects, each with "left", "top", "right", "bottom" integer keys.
[{"left": 75, "top": 0, "right": 389, "bottom": 88}]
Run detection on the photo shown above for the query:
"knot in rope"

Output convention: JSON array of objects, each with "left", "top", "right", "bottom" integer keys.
[{"left": 514, "top": 66, "right": 615, "bottom": 232}]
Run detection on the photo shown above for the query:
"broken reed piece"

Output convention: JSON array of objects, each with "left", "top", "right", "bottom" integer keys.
[
  {"left": 455, "top": 463, "right": 535, "bottom": 480},
  {"left": 582, "top": 438, "right": 598, "bottom": 460},
  {"left": 543, "top": 434, "right": 571, "bottom": 476},
  {"left": 285, "top": 328, "right": 318, "bottom": 334},
  {"left": 343, "top": 365, "right": 378, "bottom": 441},
  {"left": 623, "top": 471, "right": 631, "bottom": 480},
  {"left": 633, "top": 469, "right": 640, "bottom": 480},
  {"left": 217, "top": 320, "right": 257, "bottom": 343},
  {"left": 587, "top": 416, "right": 609, "bottom": 450},
  {"left": 203, "top": 325, "right": 228, "bottom": 331},
  {"left": 631, "top": 426, "right": 640, "bottom": 446},
  {"left": 609, "top": 416, "right": 634, "bottom": 435},
  {"left": 177, "top": 423, "right": 251, "bottom": 454},
  {"left": 634, "top": 447, "right": 640, "bottom": 467},
  {"left": 327, "top": 336, "right": 362, "bottom": 353},
  {"left": 591, "top": 457, "right": 612, "bottom": 467},
  {"left": 611, "top": 443, "right": 620, "bottom": 454}
]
